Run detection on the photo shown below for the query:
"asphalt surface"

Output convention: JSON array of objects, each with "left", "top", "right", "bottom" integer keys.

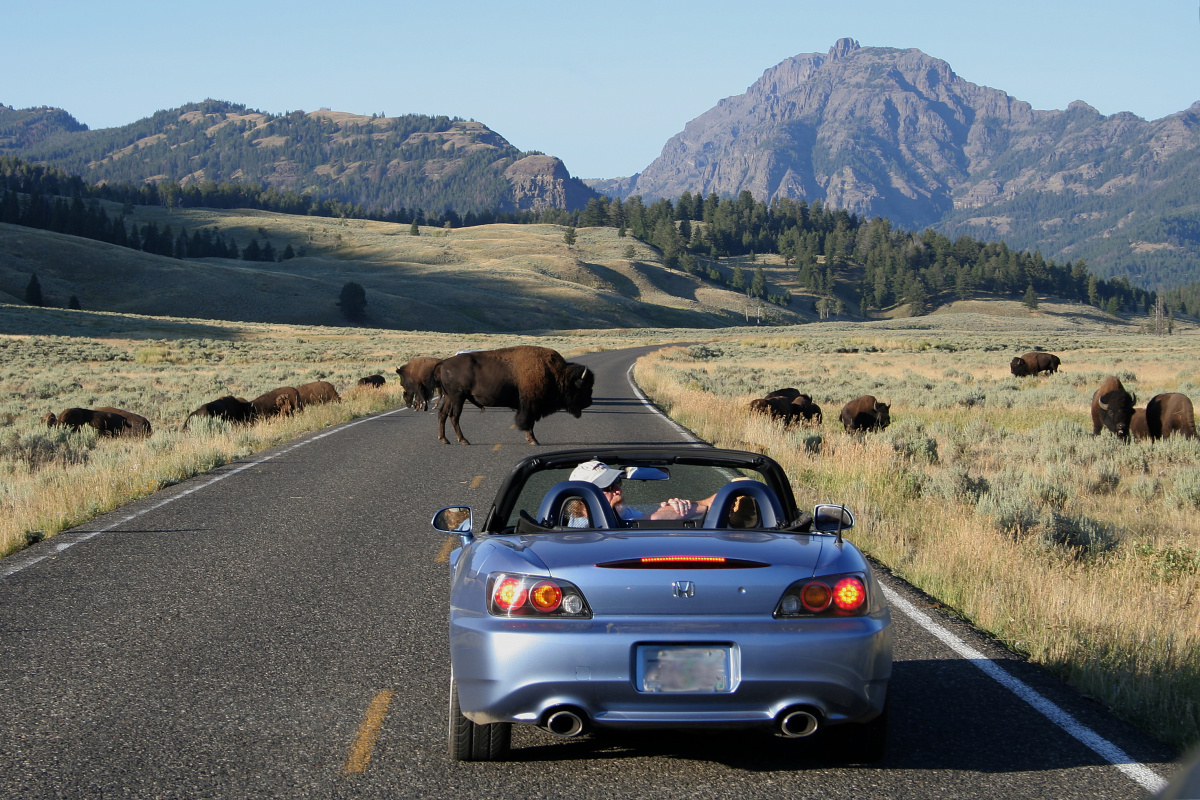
[{"left": 0, "top": 345, "right": 1181, "bottom": 799}]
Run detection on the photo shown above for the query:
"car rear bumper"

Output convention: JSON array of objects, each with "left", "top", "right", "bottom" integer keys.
[{"left": 449, "top": 612, "right": 892, "bottom": 730}]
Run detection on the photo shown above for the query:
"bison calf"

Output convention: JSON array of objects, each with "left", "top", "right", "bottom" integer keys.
[
  {"left": 1091, "top": 376, "right": 1136, "bottom": 439},
  {"left": 397, "top": 357, "right": 442, "bottom": 411},
  {"left": 840, "top": 395, "right": 891, "bottom": 432},
  {"left": 357, "top": 374, "right": 386, "bottom": 389}
]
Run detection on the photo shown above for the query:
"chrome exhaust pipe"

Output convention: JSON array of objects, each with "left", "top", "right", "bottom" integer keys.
[
  {"left": 543, "top": 708, "right": 586, "bottom": 738},
  {"left": 777, "top": 707, "right": 821, "bottom": 738}
]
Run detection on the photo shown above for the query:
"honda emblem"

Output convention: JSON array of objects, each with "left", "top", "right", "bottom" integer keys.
[{"left": 672, "top": 580, "right": 696, "bottom": 598}]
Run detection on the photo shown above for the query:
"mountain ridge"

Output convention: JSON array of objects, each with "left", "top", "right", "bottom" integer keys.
[
  {"left": 589, "top": 39, "right": 1200, "bottom": 289},
  {"left": 0, "top": 100, "right": 600, "bottom": 216}
]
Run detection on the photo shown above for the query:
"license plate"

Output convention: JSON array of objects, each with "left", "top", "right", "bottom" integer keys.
[{"left": 638, "top": 645, "right": 732, "bottom": 693}]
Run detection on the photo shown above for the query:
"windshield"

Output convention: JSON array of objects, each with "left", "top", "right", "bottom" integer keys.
[{"left": 502, "top": 461, "right": 776, "bottom": 531}]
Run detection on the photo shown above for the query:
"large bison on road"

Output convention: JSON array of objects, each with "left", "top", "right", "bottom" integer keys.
[
  {"left": 434, "top": 346, "right": 594, "bottom": 445},
  {"left": 1091, "top": 376, "right": 1136, "bottom": 439},
  {"left": 1010, "top": 352, "right": 1061, "bottom": 377}
]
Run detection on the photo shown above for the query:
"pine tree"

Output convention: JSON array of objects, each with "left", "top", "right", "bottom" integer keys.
[
  {"left": 410, "top": 220, "right": 420, "bottom": 236},
  {"left": 68, "top": 295, "right": 81, "bottom": 310},
  {"left": 337, "top": 281, "right": 368, "bottom": 321},
  {"left": 1023, "top": 284, "right": 1039, "bottom": 310},
  {"left": 563, "top": 226, "right": 577, "bottom": 247},
  {"left": 24, "top": 274, "right": 43, "bottom": 306}
]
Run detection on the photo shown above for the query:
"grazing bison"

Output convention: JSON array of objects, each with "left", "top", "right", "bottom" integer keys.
[
  {"left": 434, "top": 345, "right": 594, "bottom": 445},
  {"left": 1144, "top": 393, "right": 1197, "bottom": 440},
  {"left": 1010, "top": 352, "right": 1061, "bottom": 377},
  {"left": 95, "top": 407, "right": 153, "bottom": 437},
  {"left": 1091, "top": 376, "right": 1137, "bottom": 439},
  {"left": 840, "top": 395, "right": 891, "bottom": 432},
  {"left": 749, "top": 396, "right": 798, "bottom": 425},
  {"left": 764, "top": 388, "right": 802, "bottom": 402},
  {"left": 297, "top": 380, "right": 341, "bottom": 405},
  {"left": 251, "top": 387, "right": 303, "bottom": 419},
  {"left": 792, "top": 397, "right": 822, "bottom": 425},
  {"left": 44, "top": 407, "right": 137, "bottom": 436},
  {"left": 184, "top": 396, "right": 255, "bottom": 428},
  {"left": 358, "top": 374, "right": 386, "bottom": 389},
  {"left": 396, "top": 357, "right": 443, "bottom": 411}
]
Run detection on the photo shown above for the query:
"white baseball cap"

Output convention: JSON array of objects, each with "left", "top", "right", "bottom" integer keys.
[{"left": 569, "top": 460, "right": 623, "bottom": 489}]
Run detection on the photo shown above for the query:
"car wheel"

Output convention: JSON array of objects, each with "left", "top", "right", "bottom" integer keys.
[
  {"left": 820, "top": 699, "right": 888, "bottom": 763},
  {"left": 448, "top": 675, "right": 511, "bottom": 762}
]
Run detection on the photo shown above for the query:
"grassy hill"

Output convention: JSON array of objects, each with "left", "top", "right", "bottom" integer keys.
[{"left": 0, "top": 208, "right": 810, "bottom": 331}]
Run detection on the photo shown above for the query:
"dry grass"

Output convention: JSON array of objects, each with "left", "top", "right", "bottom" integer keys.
[{"left": 634, "top": 314, "right": 1200, "bottom": 750}]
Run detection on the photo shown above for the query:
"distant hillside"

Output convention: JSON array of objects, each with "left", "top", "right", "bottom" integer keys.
[
  {"left": 0, "top": 210, "right": 807, "bottom": 331},
  {"left": 592, "top": 39, "right": 1200, "bottom": 290},
  {"left": 0, "top": 100, "right": 599, "bottom": 216}
]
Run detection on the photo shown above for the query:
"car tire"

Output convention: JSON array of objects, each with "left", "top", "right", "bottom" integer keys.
[{"left": 448, "top": 676, "right": 511, "bottom": 762}]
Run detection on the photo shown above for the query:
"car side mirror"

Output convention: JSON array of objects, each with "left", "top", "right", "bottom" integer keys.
[
  {"left": 813, "top": 504, "right": 854, "bottom": 533},
  {"left": 432, "top": 506, "right": 473, "bottom": 535}
]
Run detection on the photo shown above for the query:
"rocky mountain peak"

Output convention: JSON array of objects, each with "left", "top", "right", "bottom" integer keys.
[{"left": 828, "top": 37, "right": 860, "bottom": 59}]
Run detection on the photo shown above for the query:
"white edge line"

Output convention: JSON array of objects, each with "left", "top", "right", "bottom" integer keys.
[
  {"left": 625, "top": 359, "right": 1166, "bottom": 793},
  {"left": 1, "top": 409, "right": 404, "bottom": 582},
  {"left": 625, "top": 363, "right": 702, "bottom": 443},
  {"left": 883, "top": 586, "right": 1167, "bottom": 793}
]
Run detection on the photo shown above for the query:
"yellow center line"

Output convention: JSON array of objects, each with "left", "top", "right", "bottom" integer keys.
[
  {"left": 492, "top": 443, "right": 502, "bottom": 451},
  {"left": 435, "top": 536, "right": 457, "bottom": 563},
  {"left": 344, "top": 690, "right": 394, "bottom": 775},
  {"left": 470, "top": 475, "right": 483, "bottom": 489}
]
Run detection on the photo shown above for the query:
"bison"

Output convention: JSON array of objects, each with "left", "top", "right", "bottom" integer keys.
[
  {"left": 251, "top": 387, "right": 303, "bottom": 419},
  {"left": 434, "top": 345, "right": 594, "bottom": 445},
  {"left": 396, "top": 357, "right": 442, "bottom": 411},
  {"left": 357, "top": 374, "right": 386, "bottom": 389},
  {"left": 764, "top": 388, "right": 802, "bottom": 402},
  {"left": 95, "top": 407, "right": 153, "bottom": 437},
  {"left": 1010, "top": 351, "right": 1061, "bottom": 377},
  {"left": 1131, "top": 408, "right": 1149, "bottom": 442},
  {"left": 297, "top": 380, "right": 341, "bottom": 405},
  {"left": 1091, "top": 376, "right": 1137, "bottom": 439},
  {"left": 1144, "top": 393, "right": 1197, "bottom": 440},
  {"left": 792, "top": 397, "right": 822, "bottom": 425},
  {"left": 749, "top": 396, "right": 798, "bottom": 425},
  {"left": 44, "top": 407, "right": 140, "bottom": 436},
  {"left": 184, "top": 396, "right": 255, "bottom": 428},
  {"left": 840, "top": 395, "right": 891, "bottom": 432}
]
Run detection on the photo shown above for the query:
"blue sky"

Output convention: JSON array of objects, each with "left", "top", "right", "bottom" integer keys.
[{"left": 6, "top": 0, "right": 1198, "bottom": 179}]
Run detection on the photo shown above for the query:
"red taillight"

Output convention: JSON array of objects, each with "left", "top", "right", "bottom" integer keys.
[
  {"left": 800, "top": 581, "right": 832, "bottom": 612},
  {"left": 494, "top": 577, "right": 527, "bottom": 611},
  {"left": 833, "top": 577, "right": 866, "bottom": 611},
  {"left": 529, "top": 581, "right": 562, "bottom": 612},
  {"left": 640, "top": 556, "right": 726, "bottom": 564}
]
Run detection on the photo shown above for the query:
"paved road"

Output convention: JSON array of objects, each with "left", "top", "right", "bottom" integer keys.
[{"left": 0, "top": 346, "right": 1179, "bottom": 798}]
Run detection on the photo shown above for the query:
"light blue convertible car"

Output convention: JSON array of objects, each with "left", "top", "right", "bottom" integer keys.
[{"left": 432, "top": 447, "right": 893, "bottom": 761}]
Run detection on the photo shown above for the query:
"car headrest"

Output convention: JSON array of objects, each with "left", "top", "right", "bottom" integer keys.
[
  {"left": 702, "top": 480, "right": 784, "bottom": 529},
  {"left": 536, "top": 481, "right": 622, "bottom": 529}
]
